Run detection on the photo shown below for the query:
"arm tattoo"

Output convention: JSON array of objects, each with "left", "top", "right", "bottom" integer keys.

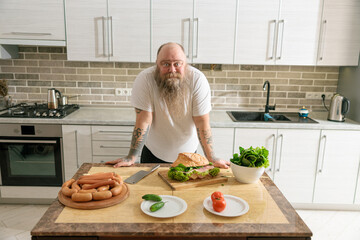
[
  {"left": 127, "top": 125, "right": 150, "bottom": 159},
  {"left": 135, "top": 108, "right": 143, "bottom": 114},
  {"left": 197, "top": 127, "right": 217, "bottom": 161}
]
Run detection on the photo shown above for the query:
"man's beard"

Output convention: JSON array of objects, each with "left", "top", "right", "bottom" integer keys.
[{"left": 154, "top": 67, "right": 189, "bottom": 119}]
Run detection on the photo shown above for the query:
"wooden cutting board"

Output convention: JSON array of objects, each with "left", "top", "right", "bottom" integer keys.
[
  {"left": 58, "top": 183, "right": 130, "bottom": 210},
  {"left": 158, "top": 170, "right": 228, "bottom": 190}
]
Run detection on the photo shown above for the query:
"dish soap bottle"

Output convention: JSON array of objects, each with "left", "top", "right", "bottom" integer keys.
[{"left": 298, "top": 106, "right": 309, "bottom": 118}]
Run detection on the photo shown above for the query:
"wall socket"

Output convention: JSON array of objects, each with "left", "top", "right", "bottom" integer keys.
[
  {"left": 305, "top": 92, "right": 333, "bottom": 99},
  {"left": 115, "top": 88, "right": 132, "bottom": 96}
]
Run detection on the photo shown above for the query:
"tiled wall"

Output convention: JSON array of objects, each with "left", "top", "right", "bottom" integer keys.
[{"left": 0, "top": 46, "right": 339, "bottom": 111}]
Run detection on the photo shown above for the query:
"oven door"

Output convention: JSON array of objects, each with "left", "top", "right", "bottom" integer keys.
[{"left": 0, "top": 137, "right": 63, "bottom": 186}]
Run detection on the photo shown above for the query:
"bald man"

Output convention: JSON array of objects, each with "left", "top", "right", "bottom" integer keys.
[{"left": 106, "top": 42, "right": 230, "bottom": 169}]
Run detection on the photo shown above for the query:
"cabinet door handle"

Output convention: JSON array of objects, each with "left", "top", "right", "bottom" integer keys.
[
  {"left": 268, "top": 20, "right": 277, "bottom": 60},
  {"left": 182, "top": 18, "right": 191, "bottom": 58},
  {"left": 193, "top": 18, "right": 199, "bottom": 58},
  {"left": 318, "top": 20, "right": 327, "bottom": 61},
  {"left": 75, "top": 130, "right": 79, "bottom": 168},
  {"left": 10, "top": 32, "right": 52, "bottom": 36},
  {"left": 109, "top": 16, "right": 114, "bottom": 57},
  {"left": 277, "top": 134, "right": 284, "bottom": 172},
  {"left": 268, "top": 134, "right": 276, "bottom": 172},
  {"left": 276, "top": 20, "right": 285, "bottom": 60},
  {"left": 318, "top": 135, "right": 327, "bottom": 173},
  {"left": 102, "top": 16, "right": 107, "bottom": 57}
]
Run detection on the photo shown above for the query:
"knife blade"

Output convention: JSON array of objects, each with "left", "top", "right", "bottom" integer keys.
[{"left": 124, "top": 165, "right": 160, "bottom": 184}]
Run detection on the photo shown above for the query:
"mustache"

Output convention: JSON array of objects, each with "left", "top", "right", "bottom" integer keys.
[{"left": 164, "top": 72, "right": 182, "bottom": 80}]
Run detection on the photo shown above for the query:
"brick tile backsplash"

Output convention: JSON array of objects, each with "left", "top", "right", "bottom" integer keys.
[{"left": 0, "top": 46, "right": 339, "bottom": 110}]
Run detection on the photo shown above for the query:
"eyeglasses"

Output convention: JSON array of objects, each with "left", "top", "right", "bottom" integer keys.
[{"left": 159, "top": 61, "right": 184, "bottom": 69}]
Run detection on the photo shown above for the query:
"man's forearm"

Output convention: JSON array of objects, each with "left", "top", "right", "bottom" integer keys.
[
  {"left": 196, "top": 127, "right": 219, "bottom": 162},
  {"left": 127, "top": 125, "right": 150, "bottom": 159}
]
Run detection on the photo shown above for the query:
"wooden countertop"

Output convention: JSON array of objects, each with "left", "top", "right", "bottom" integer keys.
[{"left": 31, "top": 163, "right": 312, "bottom": 240}]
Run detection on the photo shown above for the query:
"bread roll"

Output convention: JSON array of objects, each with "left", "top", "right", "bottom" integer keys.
[{"left": 171, "top": 152, "right": 209, "bottom": 167}]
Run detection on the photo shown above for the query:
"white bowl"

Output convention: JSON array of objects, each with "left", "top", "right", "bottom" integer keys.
[{"left": 230, "top": 162, "right": 265, "bottom": 184}]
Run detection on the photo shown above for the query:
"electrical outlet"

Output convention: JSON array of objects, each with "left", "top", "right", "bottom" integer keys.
[
  {"left": 306, "top": 92, "right": 334, "bottom": 99},
  {"left": 115, "top": 88, "right": 132, "bottom": 96}
]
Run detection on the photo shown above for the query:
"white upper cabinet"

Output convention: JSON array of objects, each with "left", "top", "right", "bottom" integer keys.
[
  {"left": 317, "top": 0, "right": 360, "bottom": 66},
  {"left": 192, "top": 0, "right": 237, "bottom": 64},
  {"left": 65, "top": 0, "right": 150, "bottom": 62},
  {"left": 0, "top": 0, "right": 65, "bottom": 45},
  {"left": 108, "top": 0, "right": 150, "bottom": 62},
  {"left": 65, "top": 0, "right": 108, "bottom": 61},
  {"left": 152, "top": 0, "right": 236, "bottom": 64},
  {"left": 151, "top": 0, "right": 193, "bottom": 62},
  {"left": 235, "top": 0, "right": 322, "bottom": 65}
]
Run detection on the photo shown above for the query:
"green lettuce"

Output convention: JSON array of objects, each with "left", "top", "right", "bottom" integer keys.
[{"left": 230, "top": 146, "right": 270, "bottom": 168}]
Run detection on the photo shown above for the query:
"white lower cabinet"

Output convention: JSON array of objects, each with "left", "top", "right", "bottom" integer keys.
[
  {"left": 197, "top": 128, "right": 234, "bottom": 161},
  {"left": 91, "top": 125, "right": 139, "bottom": 163},
  {"left": 313, "top": 130, "right": 360, "bottom": 204},
  {"left": 234, "top": 128, "right": 320, "bottom": 204},
  {"left": 62, "top": 125, "right": 92, "bottom": 180}
]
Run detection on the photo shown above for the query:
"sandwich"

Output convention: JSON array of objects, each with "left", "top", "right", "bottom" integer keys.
[{"left": 167, "top": 152, "right": 220, "bottom": 182}]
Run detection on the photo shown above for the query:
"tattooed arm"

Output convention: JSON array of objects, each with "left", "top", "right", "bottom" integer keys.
[
  {"left": 193, "top": 113, "right": 230, "bottom": 169},
  {"left": 106, "top": 108, "right": 152, "bottom": 167}
]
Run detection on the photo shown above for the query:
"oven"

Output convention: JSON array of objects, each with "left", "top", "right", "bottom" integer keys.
[{"left": 0, "top": 124, "right": 63, "bottom": 187}]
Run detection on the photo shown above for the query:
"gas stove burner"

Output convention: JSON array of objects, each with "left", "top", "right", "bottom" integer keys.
[{"left": 0, "top": 103, "right": 80, "bottom": 119}]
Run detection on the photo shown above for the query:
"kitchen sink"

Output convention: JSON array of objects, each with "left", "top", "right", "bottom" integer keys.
[{"left": 227, "top": 111, "right": 318, "bottom": 123}]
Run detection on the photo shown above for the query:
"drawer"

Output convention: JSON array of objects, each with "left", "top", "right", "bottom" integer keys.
[
  {"left": 93, "top": 156, "right": 140, "bottom": 164},
  {"left": 92, "top": 126, "right": 133, "bottom": 141},
  {"left": 92, "top": 141, "right": 129, "bottom": 155}
]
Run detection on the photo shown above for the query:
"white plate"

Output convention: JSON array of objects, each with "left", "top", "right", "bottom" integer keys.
[
  {"left": 141, "top": 195, "right": 187, "bottom": 218},
  {"left": 203, "top": 194, "right": 249, "bottom": 217}
]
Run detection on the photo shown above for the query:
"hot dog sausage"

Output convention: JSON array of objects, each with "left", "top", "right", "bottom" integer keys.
[
  {"left": 77, "top": 178, "right": 108, "bottom": 185},
  {"left": 82, "top": 180, "right": 115, "bottom": 190},
  {"left": 97, "top": 185, "right": 109, "bottom": 192},
  {"left": 71, "top": 192, "right": 93, "bottom": 202},
  {"left": 92, "top": 190, "right": 112, "bottom": 200},
  {"left": 79, "top": 172, "right": 114, "bottom": 180},
  {"left": 71, "top": 180, "right": 81, "bottom": 191},
  {"left": 61, "top": 186, "right": 78, "bottom": 197},
  {"left": 110, "top": 183, "right": 123, "bottom": 196},
  {"left": 79, "top": 189, "right": 97, "bottom": 193},
  {"left": 62, "top": 179, "right": 75, "bottom": 188}
]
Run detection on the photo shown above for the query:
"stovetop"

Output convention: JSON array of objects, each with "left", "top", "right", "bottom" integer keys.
[{"left": 0, "top": 103, "right": 80, "bottom": 119}]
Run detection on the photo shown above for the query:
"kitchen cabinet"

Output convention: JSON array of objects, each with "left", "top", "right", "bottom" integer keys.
[
  {"left": 234, "top": 0, "right": 322, "bottom": 65},
  {"left": 92, "top": 125, "right": 140, "bottom": 163},
  {"left": 197, "top": 128, "right": 234, "bottom": 161},
  {"left": 234, "top": 128, "right": 320, "bottom": 204},
  {"left": 313, "top": 130, "right": 360, "bottom": 204},
  {"left": 65, "top": 0, "right": 150, "bottom": 62},
  {"left": 152, "top": 0, "right": 236, "bottom": 64},
  {"left": 62, "top": 125, "right": 92, "bottom": 180},
  {"left": 317, "top": 0, "right": 360, "bottom": 66},
  {"left": 0, "top": 0, "right": 65, "bottom": 46}
]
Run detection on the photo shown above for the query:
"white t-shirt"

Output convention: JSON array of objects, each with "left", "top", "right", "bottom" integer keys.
[{"left": 130, "top": 65, "right": 212, "bottom": 162}]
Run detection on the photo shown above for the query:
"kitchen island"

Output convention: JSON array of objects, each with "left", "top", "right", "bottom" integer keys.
[{"left": 31, "top": 163, "right": 312, "bottom": 240}]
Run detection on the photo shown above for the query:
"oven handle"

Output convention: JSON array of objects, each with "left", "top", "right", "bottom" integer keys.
[{"left": 0, "top": 140, "right": 57, "bottom": 144}]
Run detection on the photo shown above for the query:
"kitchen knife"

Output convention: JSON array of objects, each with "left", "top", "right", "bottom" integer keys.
[{"left": 124, "top": 165, "right": 160, "bottom": 184}]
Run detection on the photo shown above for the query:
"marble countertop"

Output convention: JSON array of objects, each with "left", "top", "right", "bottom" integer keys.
[
  {"left": 31, "top": 163, "right": 312, "bottom": 239},
  {"left": 1, "top": 106, "right": 360, "bottom": 130}
]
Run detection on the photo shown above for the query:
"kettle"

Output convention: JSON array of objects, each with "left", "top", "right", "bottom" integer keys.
[
  {"left": 47, "top": 88, "right": 62, "bottom": 109},
  {"left": 328, "top": 94, "right": 350, "bottom": 122}
]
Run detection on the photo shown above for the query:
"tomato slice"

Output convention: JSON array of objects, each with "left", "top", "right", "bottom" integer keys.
[{"left": 211, "top": 191, "right": 224, "bottom": 201}]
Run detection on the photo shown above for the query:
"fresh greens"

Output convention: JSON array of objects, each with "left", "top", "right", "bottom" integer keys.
[
  {"left": 230, "top": 146, "right": 270, "bottom": 168},
  {"left": 167, "top": 163, "right": 220, "bottom": 182}
]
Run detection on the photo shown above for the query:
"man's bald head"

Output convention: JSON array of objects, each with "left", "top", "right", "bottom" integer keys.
[{"left": 156, "top": 42, "right": 186, "bottom": 64}]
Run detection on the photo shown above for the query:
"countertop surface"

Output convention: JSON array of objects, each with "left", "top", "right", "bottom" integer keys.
[
  {"left": 1, "top": 106, "right": 360, "bottom": 130},
  {"left": 31, "top": 163, "right": 312, "bottom": 239}
]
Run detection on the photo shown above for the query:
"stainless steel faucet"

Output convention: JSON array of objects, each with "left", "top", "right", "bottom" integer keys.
[{"left": 263, "top": 81, "right": 276, "bottom": 114}]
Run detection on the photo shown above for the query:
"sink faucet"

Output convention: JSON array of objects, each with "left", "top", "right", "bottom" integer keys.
[{"left": 263, "top": 81, "right": 276, "bottom": 114}]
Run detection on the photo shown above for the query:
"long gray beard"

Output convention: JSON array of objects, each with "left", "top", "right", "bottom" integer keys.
[{"left": 154, "top": 68, "right": 189, "bottom": 119}]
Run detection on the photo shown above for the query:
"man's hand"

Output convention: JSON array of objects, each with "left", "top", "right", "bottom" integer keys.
[
  {"left": 105, "top": 156, "right": 135, "bottom": 168},
  {"left": 212, "top": 159, "right": 230, "bottom": 169}
]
